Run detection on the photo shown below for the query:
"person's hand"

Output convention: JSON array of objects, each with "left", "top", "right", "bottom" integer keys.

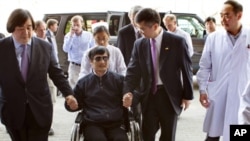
[
  {"left": 181, "top": 99, "right": 191, "bottom": 111},
  {"left": 200, "top": 93, "right": 210, "bottom": 108},
  {"left": 123, "top": 92, "right": 133, "bottom": 108},
  {"left": 65, "top": 95, "right": 78, "bottom": 110},
  {"left": 70, "top": 26, "right": 76, "bottom": 36}
]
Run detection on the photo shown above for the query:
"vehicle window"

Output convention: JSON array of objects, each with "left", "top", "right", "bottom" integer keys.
[
  {"left": 64, "top": 16, "right": 106, "bottom": 34},
  {"left": 177, "top": 16, "right": 205, "bottom": 39},
  {"left": 86, "top": 19, "right": 106, "bottom": 32},
  {"left": 109, "top": 15, "right": 120, "bottom": 36}
]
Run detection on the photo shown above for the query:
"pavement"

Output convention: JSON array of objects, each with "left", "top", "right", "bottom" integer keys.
[{"left": 0, "top": 76, "right": 207, "bottom": 141}]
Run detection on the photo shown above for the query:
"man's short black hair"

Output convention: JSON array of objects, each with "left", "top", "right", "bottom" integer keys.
[
  {"left": 205, "top": 16, "right": 216, "bottom": 24},
  {"left": 88, "top": 46, "right": 110, "bottom": 60}
]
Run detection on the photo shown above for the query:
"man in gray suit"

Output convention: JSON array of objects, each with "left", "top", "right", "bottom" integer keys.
[
  {"left": 123, "top": 8, "right": 193, "bottom": 141},
  {"left": 0, "top": 8, "right": 78, "bottom": 141}
]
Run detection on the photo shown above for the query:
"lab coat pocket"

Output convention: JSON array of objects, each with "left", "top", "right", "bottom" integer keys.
[
  {"left": 207, "top": 81, "right": 218, "bottom": 100},
  {"left": 239, "top": 81, "right": 250, "bottom": 124},
  {"left": 207, "top": 79, "right": 227, "bottom": 102}
]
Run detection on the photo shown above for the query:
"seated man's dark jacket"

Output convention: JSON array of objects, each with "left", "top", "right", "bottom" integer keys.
[{"left": 66, "top": 71, "right": 124, "bottom": 124}]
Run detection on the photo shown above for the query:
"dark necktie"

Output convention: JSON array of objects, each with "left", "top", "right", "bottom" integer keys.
[
  {"left": 151, "top": 38, "right": 157, "bottom": 94},
  {"left": 21, "top": 44, "right": 29, "bottom": 82}
]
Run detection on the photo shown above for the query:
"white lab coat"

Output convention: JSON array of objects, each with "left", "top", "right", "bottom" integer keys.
[{"left": 197, "top": 26, "right": 250, "bottom": 141}]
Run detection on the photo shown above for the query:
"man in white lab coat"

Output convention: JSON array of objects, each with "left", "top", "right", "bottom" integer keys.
[{"left": 197, "top": 1, "right": 250, "bottom": 141}]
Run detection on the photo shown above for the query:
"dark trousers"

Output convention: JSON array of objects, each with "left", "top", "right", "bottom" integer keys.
[
  {"left": 83, "top": 123, "right": 128, "bottom": 141},
  {"left": 205, "top": 135, "right": 220, "bottom": 141},
  {"left": 5, "top": 104, "right": 50, "bottom": 141},
  {"left": 142, "top": 87, "right": 178, "bottom": 141}
]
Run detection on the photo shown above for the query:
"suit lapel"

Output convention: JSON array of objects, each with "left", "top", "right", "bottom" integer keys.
[
  {"left": 5, "top": 37, "right": 25, "bottom": 84},
  {"left": 159, "top": 32, "right": 171, "bottom": 71},
  {"left": 142, "top": 38, "right": 153, "bottom": 76},
  {"left": 128, "top": 24, "right": 136, "bottom": 41},
  {"left": 27, "top": 37, "right": 37, "bottom": 82}
]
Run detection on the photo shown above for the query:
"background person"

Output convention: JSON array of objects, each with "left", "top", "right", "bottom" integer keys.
[
  {"left": 63, "top": 15, "right": 95, "bottom": 88},
  {"left": 34, "top": 20, "right": 58, "bottom": 136},
  {"left": 67, "top": 46, "right": 128, "bottom": 141},
  {"left": 122, "top": 8, "right": 193, "bottom": 141},
  {"left": 79, "top": 24, "right": 126, "bottom": 79},
  {"left": 117, "top": 5, "right": 143, "bottom": 66},
  {"left": 196, "top": 1, "right": 250, "bottom": 141},
  {"left": 0, "top": 33, "right": 5, "bottom": 39},
  {"left": 203, "top": 16, "right": 216, "bottom": 39},
  {"left": 162, "top": 13, "right": 193, "bottom": 57},
  {"left": 0, "top": 8, "right": 77, "bottom": 141},
  {"left": 46, "top": 18, "right": 59, "bottom": 62}
]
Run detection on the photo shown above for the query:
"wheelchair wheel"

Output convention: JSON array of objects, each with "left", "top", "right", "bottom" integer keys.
[
  {"left": 134, "top": 121, "right": 142, "bottom": 141},
  {"left": 129, "top": 120, "right": 142, "bottom": 141},
  {"left": 70, "top": 123, "right": 81, "bottom": 141},
  {"left": 128, "top": 121, "right": 135, "bottom": 141}
]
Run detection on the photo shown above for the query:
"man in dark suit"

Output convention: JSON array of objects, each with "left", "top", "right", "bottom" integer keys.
[
  {"left": 46, "top": 18, "right": 58, "bottom": 60},
  {"left": 123, "top": 8, "right": 193, "bottom": 141},
  {"left": 0, "top": 8, "right": 78, "bottom": 141},
  {"left": 117, "top": 5, "right": 143, "bottom": 66}
]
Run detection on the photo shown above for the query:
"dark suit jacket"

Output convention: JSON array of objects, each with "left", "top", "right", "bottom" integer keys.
[
  {"left": 117, "top": 24, "right": 136, "bottom": 66},
  {"left": 0, "top": 36, "right": 73, "bottom": 129},
  {"left": 46, "top": 30, "right": 52, "bottom": 38},
  {"left": 123, "top": 30, "right": 193, "bottom": 115}
]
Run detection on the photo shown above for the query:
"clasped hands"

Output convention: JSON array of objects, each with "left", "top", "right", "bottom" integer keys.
[
  {"left": 65, "top": 95, "right": 78, "bottom": 110},
  {"left": 123, "top": 92, "right": 133, "bottom": 108}
]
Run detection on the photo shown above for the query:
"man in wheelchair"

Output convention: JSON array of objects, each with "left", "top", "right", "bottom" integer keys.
[{"left": 65, "top": 46, "right": 129, "bottom": 141}]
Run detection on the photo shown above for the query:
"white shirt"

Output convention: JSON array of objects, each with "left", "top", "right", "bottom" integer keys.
[
  {"left": 78, "top": 44, "right": 127, "bottom": 79},
  {"left": 152, "top": 28, "right": 164, "bottom": 85},
  {"left": 63, "top": 31, "right": 95, "bottom": 64},
  {"left": 170, "top": 27, "right": 193, "bottom": 57}
]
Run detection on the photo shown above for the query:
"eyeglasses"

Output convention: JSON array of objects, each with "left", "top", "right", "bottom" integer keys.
[{"left": 94, "top": 56, "right": 109, "bottom": 62}]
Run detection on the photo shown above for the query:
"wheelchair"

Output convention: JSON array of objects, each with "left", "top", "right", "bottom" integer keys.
[{"left": 70, "top": 108, "right": 142, "bottom": 141}]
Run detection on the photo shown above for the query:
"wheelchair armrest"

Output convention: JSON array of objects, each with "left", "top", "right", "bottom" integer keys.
[
  {"left": 128, "top": 107, "right": 135, "bottom": 120},
  {"left": 75, "top": 112, "right": 83, "bottom": 123}
]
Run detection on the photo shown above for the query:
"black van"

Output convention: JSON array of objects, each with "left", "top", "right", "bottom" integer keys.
[{"left": 43, "top": 11, "right": 205, "bottom": 75}]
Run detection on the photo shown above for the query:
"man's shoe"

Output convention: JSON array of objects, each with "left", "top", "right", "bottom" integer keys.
[{"left": 48, "top": 128, "right": 54, "bottom": 136}]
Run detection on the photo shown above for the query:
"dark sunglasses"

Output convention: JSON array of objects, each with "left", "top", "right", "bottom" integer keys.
[{"left": 94, "top": 56, "right": 109, "bottom": 62}]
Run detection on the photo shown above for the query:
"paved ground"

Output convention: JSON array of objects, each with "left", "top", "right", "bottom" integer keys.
[{"left": 0, "top": 77, "right": 207, "bottom": 141}]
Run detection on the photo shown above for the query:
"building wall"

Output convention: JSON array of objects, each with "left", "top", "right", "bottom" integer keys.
[{"left": 0, "top": 0, "right": 249, "bottom": 36}]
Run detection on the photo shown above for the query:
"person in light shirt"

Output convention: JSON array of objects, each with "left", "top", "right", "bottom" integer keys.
[
  {"left": 78, "top": 24, "right": 126, "bottom": 79},
  {"left": 63, "top": 15, "right": 95, "bottom": 88},
  {"left": 163, "top": 13, "right": 193, "bottom": 57},
  {"left": 203, "top": 16, "right": 216, "bottom": 40}
]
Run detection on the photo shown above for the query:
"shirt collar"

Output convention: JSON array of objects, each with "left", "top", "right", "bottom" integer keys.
[
  {"left": 12, "top": 36, "right": 32, "bottom": 49},
  {"left": 48, "top": 29, "right": 54, "bottom": 36},
  {"left": 93, "top": 69, "right": 108, "bottom": 77},
  {"left": 152, "top": 28, "right": 163, "bottom": 44}
]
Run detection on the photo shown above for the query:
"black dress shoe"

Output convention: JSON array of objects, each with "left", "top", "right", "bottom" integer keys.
[
  {"left": 48, "top": 128, "right": 54, "bottom": 136},
  {"left": 205, "top": 136, "right": 220, "bottom": 141}
]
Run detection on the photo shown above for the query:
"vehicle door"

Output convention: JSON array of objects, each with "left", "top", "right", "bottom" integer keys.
[{"left": 106, "top": 11, "right": 128, "bottom": 46}]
